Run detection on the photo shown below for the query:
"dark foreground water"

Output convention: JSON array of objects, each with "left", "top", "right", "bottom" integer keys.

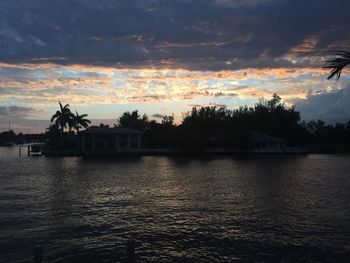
[{"left": 0, "top": 147, "right": 350, "bottom": 262}]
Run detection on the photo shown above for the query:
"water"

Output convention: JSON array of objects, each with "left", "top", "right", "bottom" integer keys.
[{"left": 0, "top": 147, "right": 350, "bottom": 262}]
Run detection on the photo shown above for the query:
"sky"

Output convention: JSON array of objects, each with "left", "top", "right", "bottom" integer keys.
[{"left": 1, "top": 0, "right": 350, "bottom": 133}]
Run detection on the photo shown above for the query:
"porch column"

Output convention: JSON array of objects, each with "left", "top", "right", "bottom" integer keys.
[
  {"left": 127, "top": 135, "right": 131, "bottom": 149},
  {"left": 92, "top": 134, "right": 96, "bottom": 150},
  {"left": 114, "top": 134, "right": 118, "bottom": 152},
  {"left": 137, "top": 134, "right": 141, "bottom": 150},
  {"left": 81, "top": 133, "right": 85, "bottom": 152}
]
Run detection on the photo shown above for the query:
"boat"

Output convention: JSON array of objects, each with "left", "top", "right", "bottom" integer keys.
[{"left": 29, "top": 143, "right": 45, "bottom": 156}]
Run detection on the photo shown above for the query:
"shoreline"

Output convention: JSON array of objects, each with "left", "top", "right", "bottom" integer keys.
[{"left": 42, "top": 148, "right": 308, "bottom": 157}]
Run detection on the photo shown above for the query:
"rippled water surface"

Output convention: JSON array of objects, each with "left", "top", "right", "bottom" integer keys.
[{"left": 1, "top": 147, "right": 350, "bottom": 262}]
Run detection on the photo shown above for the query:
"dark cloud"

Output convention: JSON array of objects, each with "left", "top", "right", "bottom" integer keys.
[
  {"left": 294, "top": 84, "right": 350, "bottom": 123},
  {"left": 0, "top": 105, "right": 41, "bottom": 118},
  {"left": 189, "top": 102, "right": 227, "bottom": 108},
  {"left": 151, "top": 113, "right": 166, "bottom": 119},
  {"left": 0, "top": 0, "right": 349, "bottom": 70},
  {"left": 214, "top": 91, "right": 238, "bottom": 97}
]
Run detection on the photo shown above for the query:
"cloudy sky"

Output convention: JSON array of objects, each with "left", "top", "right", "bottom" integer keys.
[{"left": 1, "top": 0, "right": 350, "bottom": 133}]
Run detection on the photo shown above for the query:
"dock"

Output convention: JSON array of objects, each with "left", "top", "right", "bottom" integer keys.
[{"left": 19, "top": 144, "right": 45, "bottom": 157}]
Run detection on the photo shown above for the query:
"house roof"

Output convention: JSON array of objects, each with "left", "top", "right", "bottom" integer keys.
[
  {"left": 83, "top": 126, "right": 143, "bottom": 135},
  {"left": 250, "top": 131, "right": 288, "bottom": 143}
]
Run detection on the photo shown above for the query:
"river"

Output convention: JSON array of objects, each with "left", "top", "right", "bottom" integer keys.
[{"left": 0, "top": 147, "right": 350, "bottom": 262}]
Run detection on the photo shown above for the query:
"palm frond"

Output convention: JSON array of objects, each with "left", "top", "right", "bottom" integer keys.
[
  {"left": 59, "top": 101, "right": 70, "bottom": 112},
  {"left": 59, "top": 101, "right": 63, "bottom": 111},
  {"left": 55, "top": 118, "right": 60, "bottom": 127},
  {"left": 72, "top": 111, "right": 90, "bottom": 131},
  {"left": 323, "top": 51, "right": 350, "bottom": 80},
  {"left": 81, "top": 121, "right": 90, "bottom": 128},
  {"left": 50, "top": 111, "right": 61, "bottom": 122}
]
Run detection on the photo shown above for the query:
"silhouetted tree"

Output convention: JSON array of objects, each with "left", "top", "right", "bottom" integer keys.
[
  {"left": 72, "top": 111, "right": 91, "bottom": 133},
  {"left": 179, "top": 106, "right": 232, "bottom": 152},
  {"left": 117, "top": 110, "right": 149, "bottom": 131},
  {"left": 161, "top": 115, "right": 175, "bottom": 127},
  {"left": 50, "top": 101, "right": 74, "bottom": 133},
  {"left": 226, "top": 94, "right": 300, "bottom": 142},
  {"left": 0, "top": 130, "right": 16, "bottom": 144},
  {"left": 143, "top": 115, "right": 177, "bottom": 148}
]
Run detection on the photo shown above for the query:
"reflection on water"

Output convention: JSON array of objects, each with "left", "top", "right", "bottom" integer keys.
[{"left": 0, "top": 147, "right": 350, "bottom": 262}]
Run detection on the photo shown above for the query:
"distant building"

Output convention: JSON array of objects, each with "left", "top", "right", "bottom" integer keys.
[
  {"left": 250, "top": 131, "right": 288, "bottom": 150},
  {"left": 80, "top": 126, "right": 142, "bottom": 153}
]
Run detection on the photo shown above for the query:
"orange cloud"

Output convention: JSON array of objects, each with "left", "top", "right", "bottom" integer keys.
[
  {"left": 291, "top": 35, "right": 320, "bottom": 54},
  {"left": 0, "top": 62, "right": 345, "bottom": 110}
]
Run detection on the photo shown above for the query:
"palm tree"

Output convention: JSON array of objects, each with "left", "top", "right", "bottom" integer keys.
[
  {"left": 50, "top": 101, "right": 74, "bottom": 132},
  {"left": 72, "top": 111, "right": 91, "bottom": 133},
  {"left": 323, "top": 51, "right": 350, "bottom": 80}
]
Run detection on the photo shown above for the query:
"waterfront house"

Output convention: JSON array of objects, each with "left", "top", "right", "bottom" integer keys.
[
  {"left": 80, "top": 126, "right": 142, "bottom": 154},
  {"left": 250, "top": 131, "right": 288, "bottom": 151}
]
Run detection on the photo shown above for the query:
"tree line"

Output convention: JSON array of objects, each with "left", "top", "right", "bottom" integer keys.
[
  {"left": 1, "top": 94, "right": 350, "bottom": 153},
  {"left": 115, "top": 94, "right": 350, "bottom": 153}
]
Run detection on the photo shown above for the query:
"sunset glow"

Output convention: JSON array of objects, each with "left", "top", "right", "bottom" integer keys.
[{"left": 1, "top": 0, "right": 350, "bottom": 132}]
